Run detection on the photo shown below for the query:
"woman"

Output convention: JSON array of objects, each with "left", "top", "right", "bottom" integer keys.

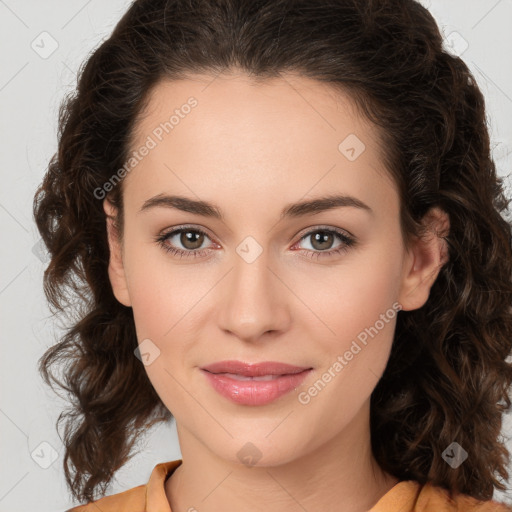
[{"left": 33, "top": 0, "right": 512, "bottom": 510}]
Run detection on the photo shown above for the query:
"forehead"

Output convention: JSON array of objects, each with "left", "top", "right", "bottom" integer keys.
[
  {"left": 123, "top": 71, "right": 397, "bottom": 218},
  {"left": 131, "top": 71, "right": 376, "bottom": 145}
]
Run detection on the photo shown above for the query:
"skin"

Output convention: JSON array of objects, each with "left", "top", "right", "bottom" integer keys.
[{"left": 104, "top": 70, "right": 449, "bottom": 512}]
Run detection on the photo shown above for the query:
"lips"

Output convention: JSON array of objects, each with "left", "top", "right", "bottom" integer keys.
[
  {"left": 200, "top": 360, "right": 311, "bottom": 377},
  {"left": 200, "top": 360, "right": 313, "bottom": 405}
]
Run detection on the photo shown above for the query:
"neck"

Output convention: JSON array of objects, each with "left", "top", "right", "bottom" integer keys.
[{"left": 165, "top": 401, "right": 399, "bottom": 512}]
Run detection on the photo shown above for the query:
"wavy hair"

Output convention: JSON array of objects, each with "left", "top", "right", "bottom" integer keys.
[{"left": 33, "top": 0, "right": 512, "bottom": 504}]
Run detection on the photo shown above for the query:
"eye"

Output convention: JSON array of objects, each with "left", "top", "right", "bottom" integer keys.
[
  {"left": 155, "top": 225, "right": 356, "bottom": 260},
  {"left": 155, "top": 225, "right": 215, "bottom": 259},
  {"left": 291, "top": 226, "right": 356, "bottom": 260}
]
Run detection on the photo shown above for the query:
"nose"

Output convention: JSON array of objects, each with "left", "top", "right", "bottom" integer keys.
[{"left": 215, "top": 249, "right": 292, "bottom": 343}]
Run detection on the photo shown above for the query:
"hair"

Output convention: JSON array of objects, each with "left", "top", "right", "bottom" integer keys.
[{"left": 33, "top": 0, "right": 512, "bottom": 505}]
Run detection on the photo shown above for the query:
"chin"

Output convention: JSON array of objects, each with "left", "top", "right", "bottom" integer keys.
[{"left": 207, "top": 432, "right": 307, "bottom": 469}]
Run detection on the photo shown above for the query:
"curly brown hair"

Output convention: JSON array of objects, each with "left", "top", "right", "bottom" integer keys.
[{"left": 33, "top": 0, "right": 512, "bottom": 505}]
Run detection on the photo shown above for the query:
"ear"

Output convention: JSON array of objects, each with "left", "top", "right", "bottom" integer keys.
[
  {"left": 398, "top": 206, "right": 450, "bottom": 311},
  {"left": 103, "top": 198, "right": 132, "bottom": 307}
]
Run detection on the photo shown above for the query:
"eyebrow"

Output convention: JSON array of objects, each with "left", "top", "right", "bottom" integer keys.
[{"left": 138, "top": 193, "right": 373, "bottom": 220}]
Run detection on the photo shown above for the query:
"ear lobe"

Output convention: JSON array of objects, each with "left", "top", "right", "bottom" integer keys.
[
  {"left": 103, "top": 198, "right": 132, "bottom": 307},
  {"left": 398, "top": 207, "right": 450, "bottom": 311}
]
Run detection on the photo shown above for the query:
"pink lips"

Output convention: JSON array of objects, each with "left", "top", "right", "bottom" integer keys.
[{"left": 200, "top": 360, "right": 312, "bottom": 406}]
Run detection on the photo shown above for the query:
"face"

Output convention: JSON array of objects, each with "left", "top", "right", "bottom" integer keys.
[{"left": 104, "top": 71, "right": 447, "bottom": 467}]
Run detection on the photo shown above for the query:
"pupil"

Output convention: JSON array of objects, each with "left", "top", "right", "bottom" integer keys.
[
  {"left": 182, "top": 231, "right": 203, "bottom": 249},
  {"left": 313, "top": 232, "right": 333, "bottom": 250}
]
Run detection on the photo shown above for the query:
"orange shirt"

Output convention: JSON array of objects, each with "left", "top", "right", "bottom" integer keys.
[{"left": 66, "top": 459, "right": 511, "bottom": 511}]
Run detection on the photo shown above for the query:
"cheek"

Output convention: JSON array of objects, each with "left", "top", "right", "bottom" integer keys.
[
  {"left": 124, "top": 248, "right": 193, "bottom": 410},
  {"left": 124, "top": 244, "right": 208, "bottom": 377},
  {"left": 302, "top": 253, "right": 401, "bottom": 343},
  {"left": 346, "top": 267, "right": 400, "bottom": 332},
  {"left": 297, "top": 267, "right": 401, "bottom": 426},
  {"left": 125, "top": 242, "right": 180, "bottom": 347},
  {"left": 297, "top": 246, "right": 402, "bottom": 394},
  {"left": 128, "top": 264, "right": 169, "bottom": 339},
  {"left": 124, "top": 239, "right": 191, "bottom": 336}
]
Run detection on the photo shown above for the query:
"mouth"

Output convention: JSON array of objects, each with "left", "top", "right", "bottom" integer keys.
[
  {"left": 199, "top": 361, "right": 313, "bottom": 406},
  {"left": 200, "top": 360, "right": 312, "bottom": 377},
  {"left": 206, "top": 372, "right": 291, "bottom": 381}
]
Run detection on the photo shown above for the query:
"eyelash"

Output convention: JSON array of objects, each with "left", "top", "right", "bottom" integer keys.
[{"left": 155, "top": 224, "right": 356, "bottom": 261}]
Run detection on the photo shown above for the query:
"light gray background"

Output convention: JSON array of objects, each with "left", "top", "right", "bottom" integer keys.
[{"left": 1, "top": 1, "right": 511, "bottom": 510}]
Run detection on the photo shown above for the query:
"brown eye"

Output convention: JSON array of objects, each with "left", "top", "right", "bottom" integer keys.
[
  {"left": 309, "top": 231, "right": 336, "bottom": 251},
  {"left": 292, "top": 227, "right": 356, "bottom": 261},
  {"left": 156, "top": 226, "right": 214, "bottom": 258},
  {"left": 178, "top": 230, "right": 205, "bottom": 250},
  {"left": 156, "top": 225, "right": 356, "bottom": 261}
]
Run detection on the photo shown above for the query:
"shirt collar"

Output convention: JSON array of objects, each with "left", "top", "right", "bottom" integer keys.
[
  {"left": 144, "top": 460, "right": 422, "bottom": 512},
  {"left": 145, "top": 459, "right": 183, "bottom": 512}
]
